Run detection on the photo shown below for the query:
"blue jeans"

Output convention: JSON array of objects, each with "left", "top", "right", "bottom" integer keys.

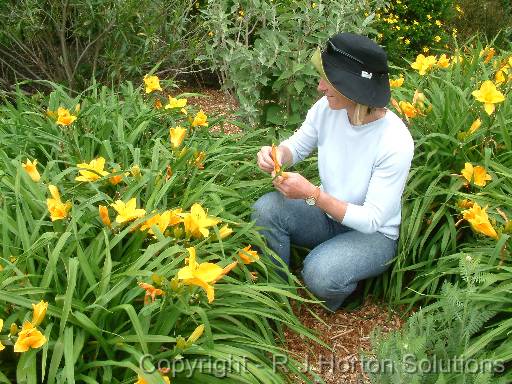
[{"left": 251, "top": 191, "right": 397, "bottom": 311}]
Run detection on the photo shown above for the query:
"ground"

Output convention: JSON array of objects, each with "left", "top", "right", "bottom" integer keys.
[{"left": 179, "top": 87, "right": 405, "bottom": 384}]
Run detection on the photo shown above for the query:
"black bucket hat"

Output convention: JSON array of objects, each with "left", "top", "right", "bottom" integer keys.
[{"left": 311, "top": 32, "right": 390, "bottom": 108}]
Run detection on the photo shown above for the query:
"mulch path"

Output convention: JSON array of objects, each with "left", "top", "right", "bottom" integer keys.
[{"left": 178, "top": 86, "right": 406, "bottom": 384}]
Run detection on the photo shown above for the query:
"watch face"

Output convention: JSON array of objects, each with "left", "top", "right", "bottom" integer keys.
[{"left": 305, "top": 197, "right": 315, "bottom": 206}]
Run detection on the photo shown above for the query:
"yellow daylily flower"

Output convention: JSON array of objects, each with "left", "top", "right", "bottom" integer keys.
[
  {"left": 140, "top": 209, "right": 181, "bottom": 236},
  {"left": 111, "top": 198, "right": 146, "bottom": 224},
  {"left": 135, "top": 376, "right": 148, "bottom": 384},
  {"left": 99, "top": 205, "right": 111, "bottom": 227},
  {"left": 411, "top": 54, "right": 437, "bottom": 75},
  {"left": 138, "top": 282, "right": 164, "bottom": 304},
  {"left": 169, "top": 126, "right": 187, "bottom": 148},
  {"left": 468, "top": 118, "right": 482, "bottom": 134},
  {"left": 13, "top": 321, "right": 47, "bottom": 352},
  {"left": 164, "top": 96, "right": 187, "bottom": 109},
  {"left": 191, "top": 110, "right": 208, "bottom": 127},
  {"left": 389, "top": 76, "right": 404, "bottom": 88},
  {"left": 143, "top": 75, "right": 162, "bottom": 94},
  {"left": 54, "top": 107, "right": 77, "bottom": 126},
  {"left": 22, "top": 159, "right": 41, "bottom": 182},
  {"left": 177, "top": 247, "right": 237, "bottom": 303},
  {"left": 472, "top": 80, "right": 506, "bottom": 115},
  {"left": 462, "top": 203, "right": 498, "bottom": 239},
  {"left": 181, "top": 203, "right": 220, "bottom": 238},
  {"left": 31, "top": 300, "right": 48, "bottom": 327},
  {"left": 0, "top": 319, "right": 4, "bottom": 351},
  {"left": 76, "top": 157, "right": 109, "bottom": 182},
  {"left": 238, "top": 245, "right": 260, "bottom": 264},
  {"left": 187, "top": 324, "right": 205, "bottom": 344},
  {"left": 218, "top": 224, "right": 233, "bottom": 239},
  {"left": 461, "top": 163, "right": 492, "bottom": 187},
  {"left": 437, "top": 54, "right": 450, "bottom": 68},
  {"left": 46, "top": 185, "right": 72, "bottom": 221}
]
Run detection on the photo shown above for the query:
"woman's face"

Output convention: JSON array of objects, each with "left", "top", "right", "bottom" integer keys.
[{"left": 317, "top": 78, "right": 353, "bottom": 110}]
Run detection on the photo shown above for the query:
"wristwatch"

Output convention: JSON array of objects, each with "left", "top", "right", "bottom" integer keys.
[{"left": 305, "top": 186, "right": 321, "bottom": 206}]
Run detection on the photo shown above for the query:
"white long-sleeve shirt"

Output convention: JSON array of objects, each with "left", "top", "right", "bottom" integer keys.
[{"left": 280, "top": 96, "right": 414, "bottom": 240}]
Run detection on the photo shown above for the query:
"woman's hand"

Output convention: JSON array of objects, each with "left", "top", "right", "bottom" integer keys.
[
  {"left": 257, "top": 146, "right": 280, "bottom": 173},
  {"left": 272, "top": 171, "right": 316, "bottom": 199}
]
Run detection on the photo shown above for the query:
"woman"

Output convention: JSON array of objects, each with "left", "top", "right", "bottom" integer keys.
[{"left": 252, "top": 32, "right": 414, "bottom": 311}]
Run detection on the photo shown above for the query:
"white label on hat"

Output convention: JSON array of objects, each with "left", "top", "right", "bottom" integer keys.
[{"left": 361, "top": 71, "right": 373, "bottom": 79}]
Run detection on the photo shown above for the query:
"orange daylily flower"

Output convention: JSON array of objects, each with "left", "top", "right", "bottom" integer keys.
[
  {"left": 138, "top": 282, "right": 164, "bottom": 304},
  {"left": 13, "top": 321, "right": 47, "bottom": 352},
  {"left": 99, "top": 205, "right": 111, "bottom": 227},
  {"left": 271, "top": 144, "right": 281, "bottom": 174},
  {"left": 238, "top": 245, "right": 260, "bottom": 264}
]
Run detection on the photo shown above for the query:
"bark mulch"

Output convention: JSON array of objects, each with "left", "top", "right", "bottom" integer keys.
[{"left": 179, "top": 87, "right": 406, "bottom": 384}]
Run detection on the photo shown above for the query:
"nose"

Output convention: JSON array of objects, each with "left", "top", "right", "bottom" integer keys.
[{"left": 317, "top": 78, "right": 328, "bottom": 93}]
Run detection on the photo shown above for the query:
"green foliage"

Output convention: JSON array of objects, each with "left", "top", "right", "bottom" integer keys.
[
  {"left": 450, "top": 0, "right": 512, "bottom": 47},
  {"left": 0, "top": 82, "right": 326, "bottom": 383},
  {"left": 0, "top": 0, "right": 202, "bottom": 90},
  {"left": 198, "top": 0, "right": 384, "bottom": 127},
  {"left": 370, "top": 0, "right": 455, "bottom": 67},
  {"left": 366, "top": 258, "right": 510, "bottom": 383},
  {"left": 361, "top": 39, "right": 512, "bottom": 379}
]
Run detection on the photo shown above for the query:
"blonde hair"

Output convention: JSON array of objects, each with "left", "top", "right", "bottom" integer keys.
[{"left": 352, "top": 103, "right": 368, "bottom": 126}]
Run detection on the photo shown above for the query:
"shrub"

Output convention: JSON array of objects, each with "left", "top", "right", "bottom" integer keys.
[
  {"left": 198, "top": 0, "right": 385, "bottom": 128},
  {"left": 0, "top": 0, "right": 203, "bottom": 91}
]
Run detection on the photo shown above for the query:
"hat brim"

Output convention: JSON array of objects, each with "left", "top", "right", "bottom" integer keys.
[{"left": 319, "top": 49, "right": 390, "bottom": 108}]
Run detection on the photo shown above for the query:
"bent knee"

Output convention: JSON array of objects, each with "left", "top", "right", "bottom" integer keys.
[{"left": 301, "top": 263, "right": 355, "bottom": 299}]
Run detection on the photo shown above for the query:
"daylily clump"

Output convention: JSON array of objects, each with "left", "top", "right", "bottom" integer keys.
[
  {"left": 462, "top": 202, "right": 498, "bottom": 239},
  {"left": 76, "top": 157, "right": 109, "bottom": 182},
  {"left": 47, "top": 185, "right": 72, "bottom": 221},
  {"left": 461, "top": 163, "right": 492, "bottom": 187},
  {"left": 22, "top": 159, "right": 41, "bottom": 182},
  {"left": 472, "top": 80, "right": 506, "bottom": 115}
]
